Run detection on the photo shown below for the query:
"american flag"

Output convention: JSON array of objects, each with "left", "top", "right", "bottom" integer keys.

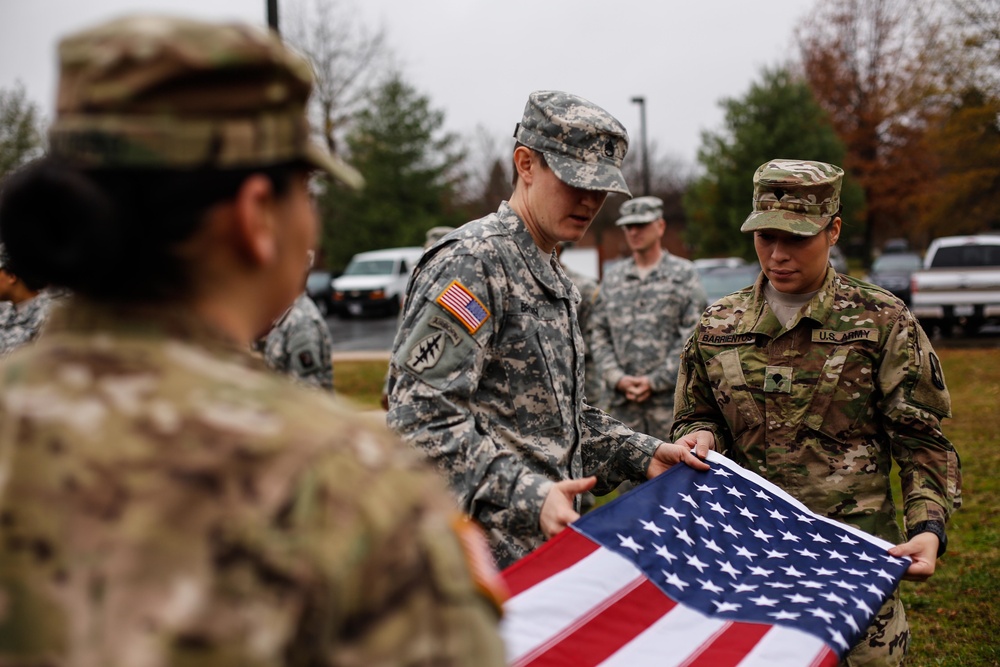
[
  {"left": 436, "top": 280, "right": 490, "bottom": 333},
  {"left": 500, "top": 451, "right": 910, "bottom": 667}
]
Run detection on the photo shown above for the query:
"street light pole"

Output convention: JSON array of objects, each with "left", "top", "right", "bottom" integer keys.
[
  {"left": 630, "top": 96, "right": 650, "bottom": 196},
  {"left": 267, "top": 0, "right": 280, "bottom": 33}
]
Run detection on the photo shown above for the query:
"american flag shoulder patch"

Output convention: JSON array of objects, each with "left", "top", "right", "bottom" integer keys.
[{"left": 436, "top": 280, "right": 490, "bottom": 334}]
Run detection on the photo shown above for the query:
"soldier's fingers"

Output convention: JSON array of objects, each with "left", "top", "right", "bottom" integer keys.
[{"left": 683, "top": 449, "right": 711, "bottom": 471}]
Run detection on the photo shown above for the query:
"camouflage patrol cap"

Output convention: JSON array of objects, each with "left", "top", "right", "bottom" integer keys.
[
  {"left": 47, "top": 14, "right": 363, "bottom": 189},
  {"left": 616, "top": 196, "right": 664, "bottom": 226},
  {"left": 424, "top": 225, "right": 455, "bottom": 249},
  {"left": 513, "top": 90, "right": 630, "bottom": 196},
  {"left": 740, "top": 159, "right": 843, "bottom": 236}
]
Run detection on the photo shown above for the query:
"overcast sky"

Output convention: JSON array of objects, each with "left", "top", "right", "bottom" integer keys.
[{"left": 0, "top": 0, "right": 818, "bottom": 168}]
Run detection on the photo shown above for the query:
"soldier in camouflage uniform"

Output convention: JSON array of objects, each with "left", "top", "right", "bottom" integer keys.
[
  {"left": 263, "top": 291, "right": 335, "bottom": 391},
  {"left": 590, "top": 196, "right": 706, "bottom": 440},
  {"left": 0, "top": 245, "right": 55, "bottom": 357},
  {"left": 0, "top": 15, "right": 505, "bottom": 666},
  {"left": 386, "top": 91, "right": 710, "bottom": 569},
  {"left": 671, "top": 159, "right": 962, "bottom": 666}
]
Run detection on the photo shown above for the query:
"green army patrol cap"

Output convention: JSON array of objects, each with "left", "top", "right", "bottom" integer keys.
[
  {"left": 740, "top": 159, "right": 843, "bottom": 236},
  {"left": 616, "top": 196, "right": 663, "bottom": 226},
  {"left": 513, "top": 90, "right": 631, "bottom": 196},
  {"left": 47, "top": 14, "right": 363, "bottom": 189}
]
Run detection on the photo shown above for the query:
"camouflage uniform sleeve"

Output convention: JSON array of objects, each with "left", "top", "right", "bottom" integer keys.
[
  {"left": 648, "top": 268, "right": 707, "bottom": 394},
  {"left": 877, "top": 309, "right": 962, "bottom": 528},
  {"left": 297, "top": 438, "right": 506, "bottom": 665},
  {"left": 579, "top": 403, "right": 663, "bottom": 494},
  {"left": 284, "top": 315, "right": 334, "bottom": 391},
  {"left": 387, "top": 252, "right": 554, "bottom": 537},
  {"left": 670, "top": 333, "right": 732, "bottom": 451},
  {"left": 589, "top": 286, "right": 627, "bottom": 391}
]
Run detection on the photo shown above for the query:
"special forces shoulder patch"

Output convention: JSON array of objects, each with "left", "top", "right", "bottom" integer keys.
[
  {"left": 407, "top": 330, "right": 447, "bottom": 373},
  {"left": 436, "top": 280, "right": 490, "bottom": 334}
]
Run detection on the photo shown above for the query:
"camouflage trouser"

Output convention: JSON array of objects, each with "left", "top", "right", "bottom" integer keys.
[{"left": 842, "top": 588, "right": 909, "bottom": 666}]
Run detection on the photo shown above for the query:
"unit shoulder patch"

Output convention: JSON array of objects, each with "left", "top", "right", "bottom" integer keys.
[{"left": 406, "top": 330, "right": 448, "bottom": 373}]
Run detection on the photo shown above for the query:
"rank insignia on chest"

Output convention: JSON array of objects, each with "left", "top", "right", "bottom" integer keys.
[
  {"left": 436, "top": 280, "right": 490, "bottom": 334},
  {"left": 764, "top": 365, "right": 793, "bottom": 393}
]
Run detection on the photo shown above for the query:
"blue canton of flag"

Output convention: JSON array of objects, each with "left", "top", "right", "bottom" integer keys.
[{"left": 573, "top": 452, "right": 910, "bottom": 659}]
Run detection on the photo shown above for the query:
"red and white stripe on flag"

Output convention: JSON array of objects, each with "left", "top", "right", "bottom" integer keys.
[
  {"left": 498, "top": 450, "right": 910, "bottom": 667},
  {"left": 501, "top": 529, "right": 836, "bottom": 667}
]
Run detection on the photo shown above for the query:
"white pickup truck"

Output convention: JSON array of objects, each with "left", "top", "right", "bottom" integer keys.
[{"left": 910, "top": 234, "right": 1000, "bottom": 334}]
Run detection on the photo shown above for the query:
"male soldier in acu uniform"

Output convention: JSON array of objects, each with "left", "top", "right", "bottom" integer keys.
[
  {"left": 671, "top": 159, "right": 962, "bottom": 666},
  {"left": 387, "top": 91, "right": 709, "bottom": 569},
  {"left": 590, "top": 196, "right": 706, "bottom": 440},
  {"left": 263, "top": 285, "right": 336, "bottom": 391}
]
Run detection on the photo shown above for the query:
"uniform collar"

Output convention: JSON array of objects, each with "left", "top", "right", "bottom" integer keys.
[
  {"left": 497, "top": 201, "right": 571, "bottom": 299},
  {"left": 742, "top": 266, "right": 838, "bottom": 335}
]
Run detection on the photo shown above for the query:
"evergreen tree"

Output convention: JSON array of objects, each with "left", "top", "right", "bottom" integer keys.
[
  {"left": 318, "top": 73, "right": 466, "bottom": 270},
  {"left": 684, "top": 69, "right": 862, "bottom": 259},
  {"left": 0, "top": 82, "right": 44, "bottom": 179}
]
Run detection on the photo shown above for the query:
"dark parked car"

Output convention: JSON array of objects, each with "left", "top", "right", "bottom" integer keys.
[
  {"left": 306, "top": 270, "right": 335, "bottom": 316},
  {"left": 864, "top": 252, "right": 923, "bottom": 304},
  {"left": 697, "top": 264, "right": 762, "bottom": 304}
]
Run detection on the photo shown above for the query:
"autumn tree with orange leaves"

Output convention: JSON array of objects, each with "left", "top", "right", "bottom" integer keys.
[{"left": 798, "top": 0, "right": 1000, "bottom": 254}]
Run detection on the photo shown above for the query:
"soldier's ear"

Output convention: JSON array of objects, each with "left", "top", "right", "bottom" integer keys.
[
  {"left": 512, "top": 146, "right": 535, "bottom": 186},
  {"left": 230, "top": 174, "right": 281, "bottom": 267},
  {"left": 827, "top": 217, "right": 842, "bottom": 245}
]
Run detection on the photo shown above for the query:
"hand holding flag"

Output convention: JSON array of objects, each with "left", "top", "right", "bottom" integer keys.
[{"left": 501, "top": 451, "right": 910, "bottom": 667}]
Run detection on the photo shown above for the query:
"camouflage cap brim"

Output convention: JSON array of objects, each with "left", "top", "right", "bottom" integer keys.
[
  {"left": 544, "top": 152, "right": 631, "bottom": 196},
  {"left": 303, "top": 142, "right": 364, "bottom": 190},
  {"left": 740, "top": 209, "right": 830, "bottom": 236}
]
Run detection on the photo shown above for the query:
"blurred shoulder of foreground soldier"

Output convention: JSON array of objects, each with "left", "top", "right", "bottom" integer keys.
[{"left": 0, "top": 14, "right": 505, "bottom": 666}]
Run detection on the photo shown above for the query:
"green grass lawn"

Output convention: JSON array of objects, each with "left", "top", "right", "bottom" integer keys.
[{"left": 336, "top": 348, "right": 1000, "bottom": 666}]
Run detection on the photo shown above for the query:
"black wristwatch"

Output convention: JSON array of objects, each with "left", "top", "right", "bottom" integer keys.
[{"left": 908, "top": 520, "right": 948, "bottom": 557}]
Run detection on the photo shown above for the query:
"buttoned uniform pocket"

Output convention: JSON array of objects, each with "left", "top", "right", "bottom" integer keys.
[
  {"left": 703, "top": 347, "right": 764, "bottom": 438},
  {"left": 802, "top": 346, "right": 877, "bottom": 444},
  {"left": 496, "top": 307, "right": 563, "bottom": 436}
]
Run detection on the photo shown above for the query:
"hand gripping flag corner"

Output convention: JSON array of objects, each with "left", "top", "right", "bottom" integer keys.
[{"left": 500, "top": 451, "right": 910, "bottom": 667}]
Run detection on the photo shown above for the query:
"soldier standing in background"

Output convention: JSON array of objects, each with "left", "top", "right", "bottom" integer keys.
[
  {"left": 0, "top": 244, "right": 54, "bottom": 357},
  {"left": 590, "top": 196, "right": 706, "bottom": 441},
  {"left": 263, "top": 252, "right": 336, "bottom": 391},
  {"left": 0, "top": 15, "right": 505, "bottom": 665},
  {"left": 671, "top": 159, "right": 962, "bottom": 666},
  {"left": 386, "top": 90, "right": 710, "bottom": 568}
]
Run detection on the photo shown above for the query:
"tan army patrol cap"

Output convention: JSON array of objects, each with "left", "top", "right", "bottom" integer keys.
[
  {"left": 47, "top": 14, "right": 363, "bottom": 189},
  {"left": 740, "top": 159, "right": 843, "bottom": 236},
  {"left": 616, "top": 196, "right": 663, "bottom": 226},
  {"left": 513, "top": 90, "right": 631, "bottom": 196}
]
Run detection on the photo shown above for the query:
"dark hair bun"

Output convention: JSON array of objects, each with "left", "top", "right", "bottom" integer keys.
[{"left": 0, "top": 158, "right": 118, "bottom": 293}]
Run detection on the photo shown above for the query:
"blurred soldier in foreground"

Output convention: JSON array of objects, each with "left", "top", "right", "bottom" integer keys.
[
  {"left": 0, "top": 15, "right": 504, "bottom": 666},
  {"left": 263, "top": 252, "right": 336, "bottom": 391},
  {"left": 0, "top": 244, "right": 54, "bottom": 357},
  {"left": 386, "top": 90, "right": 710, "bottom": 568},
  {"left": 590, "top": 196, "right": 706, "bottom": 440}
]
